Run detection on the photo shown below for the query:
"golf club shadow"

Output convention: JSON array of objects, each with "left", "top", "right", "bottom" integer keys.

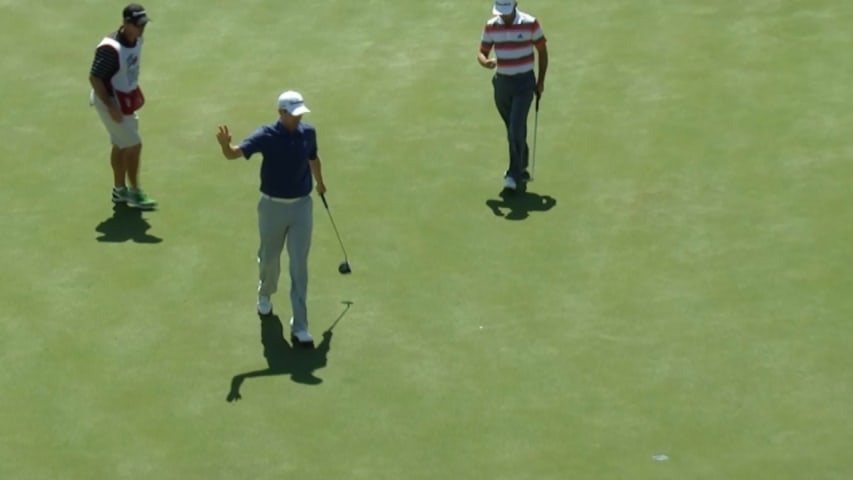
[
  {"left": 95, "top": 203, "right": 162, "bottom": 243},
  {"left": 485, "top": 188, "right": 557, "bottom": 220},
  {"left": 226, "top": 302, "right": 353, "bottom": 402}
]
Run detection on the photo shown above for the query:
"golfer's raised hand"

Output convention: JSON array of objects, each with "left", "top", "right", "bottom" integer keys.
[{"left": 216, "top": 125, "right": 231, "bottom": 146}]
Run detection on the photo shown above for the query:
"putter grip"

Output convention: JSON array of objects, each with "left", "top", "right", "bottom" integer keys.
[
  {"left": 535, "top": 94, "right": 540, "bottom": 112},
  {"left": 320, "top": 193, "right": 329, "bottom": 209}
]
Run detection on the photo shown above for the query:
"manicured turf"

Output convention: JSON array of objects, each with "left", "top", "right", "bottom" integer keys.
[{"left": 1, "top": 1, "right": 851, "bottom": 478}]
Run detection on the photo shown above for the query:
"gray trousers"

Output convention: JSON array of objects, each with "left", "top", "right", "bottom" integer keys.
[
  {"left": 492, "top": 71, "right": 536, "bottom": 181},
  {"left": 257, "top": 195, "right": 313, "bottom": 333}
]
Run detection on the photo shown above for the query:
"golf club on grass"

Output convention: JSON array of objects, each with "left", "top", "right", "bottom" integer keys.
[
  {"left": 530, "top": 93, "right": 540, "bottom": 181},
  {"left": 319, "top": 193, "right": 352, "bottom": 274}
]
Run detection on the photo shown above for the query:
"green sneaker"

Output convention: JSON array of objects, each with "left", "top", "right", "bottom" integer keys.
[
  {"left": 127, "top": 189, "right": 157, "bottom": 210},
  {"left": 111, "top": 186, "right": 130, "bottom": 204}
]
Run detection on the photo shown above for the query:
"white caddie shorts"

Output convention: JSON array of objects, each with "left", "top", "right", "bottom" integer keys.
[{"left": 90, "top": 90, "right": 141, "bottom": 149}]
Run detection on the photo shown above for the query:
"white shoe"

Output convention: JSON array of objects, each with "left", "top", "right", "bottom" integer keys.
[
  {"left": 291, "top": 330, "right": 314, "bottom": 345},
  {"left": 503, "top": 176, "right": 517, "bottom": 190},
  {"left": 257, "top": 296, "right": 272, "bottom": 315},
  {"left": 289, "top": 317, "right": 314, "bottom": 346}
]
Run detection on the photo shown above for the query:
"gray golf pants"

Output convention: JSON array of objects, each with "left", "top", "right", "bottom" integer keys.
[
  {"left": 257, "top": 194, "right": 313, "bottom": 333},
  {"left": 492, "top": 71, "right": 536, "bottom": 181}
]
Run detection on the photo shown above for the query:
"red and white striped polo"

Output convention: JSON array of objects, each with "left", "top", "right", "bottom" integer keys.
[{"left": 480, "top": 10, "right": 546, "bottom": 76}]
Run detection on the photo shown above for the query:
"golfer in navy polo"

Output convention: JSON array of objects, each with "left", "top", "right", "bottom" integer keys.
[{"left": 215, "top": 90, "right": 327, "bottom": 347}]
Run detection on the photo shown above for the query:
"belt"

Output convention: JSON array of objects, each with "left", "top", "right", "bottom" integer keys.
[
  {"left": 261, "top": 193, "right": 304, "bottom": 204},
  {"left": 495, "top": 70, "right": 535, "bottom": 78}
]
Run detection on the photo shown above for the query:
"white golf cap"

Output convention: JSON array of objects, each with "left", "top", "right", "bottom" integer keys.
[
  {"left": 492, "top": 0, "right": 515, "bottom": 15},
  {"left": 277, "top": 90, "right": 310, "bottom": 116}
]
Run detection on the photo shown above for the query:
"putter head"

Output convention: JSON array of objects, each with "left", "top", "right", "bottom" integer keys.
[{"left": 338, "top": 261, "right": 352, "bottom": 274}]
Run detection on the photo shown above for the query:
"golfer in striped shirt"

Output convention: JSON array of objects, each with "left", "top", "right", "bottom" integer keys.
[{"left": 478, "top": 0, "right": 548, "bottom": 192}]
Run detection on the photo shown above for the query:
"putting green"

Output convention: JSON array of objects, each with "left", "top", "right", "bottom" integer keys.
[{"left": 1, "top": 1, "right": 851, "bottom": 478}]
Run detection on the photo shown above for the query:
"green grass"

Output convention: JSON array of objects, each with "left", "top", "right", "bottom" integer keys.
[{"left": 1, "top": 1, "right": 852, "bottom": 479}]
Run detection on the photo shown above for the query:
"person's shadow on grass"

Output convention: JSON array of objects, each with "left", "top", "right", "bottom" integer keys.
[
  {"left": 226, "top": 302, "right": 352, "bottom": 402},
  {"left": 95, "top": 204, "right": 162, "bottom": 243},
  {"left": 485, "top": 187, "right": 557, "bottom": 220}
]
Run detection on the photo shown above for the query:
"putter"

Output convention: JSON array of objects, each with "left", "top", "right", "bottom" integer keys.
[
  {"left": 530, "top": 93, "right": 540, "bottom": 181},
  {"left": 320, "top": 193, "right": 352, "bottom": 274},
  {"left": 326, "top": 301, "right": 354, "bottom": 333}
]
